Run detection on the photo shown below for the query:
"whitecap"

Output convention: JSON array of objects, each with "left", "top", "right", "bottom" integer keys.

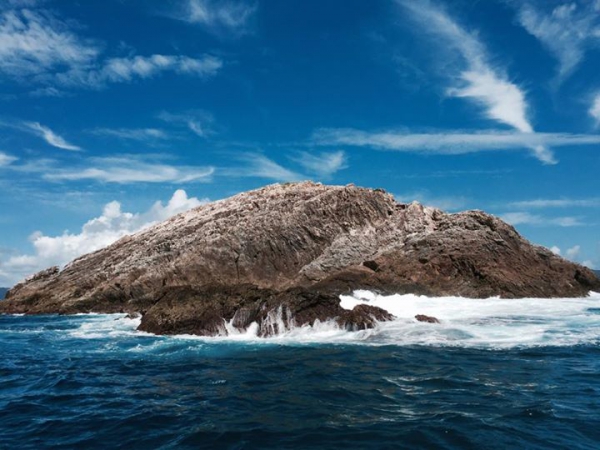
[{"left": 58, "top": 291, "right": 600, "bottom": 349}]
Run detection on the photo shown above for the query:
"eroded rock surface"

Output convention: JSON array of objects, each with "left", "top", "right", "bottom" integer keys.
[{"left": 1, "top": 182, "right": 598, "bottom": 336}]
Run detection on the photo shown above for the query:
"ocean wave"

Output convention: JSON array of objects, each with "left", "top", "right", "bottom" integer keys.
[{"left": 54, "top": 290, "right": 600, "bottom": 350}]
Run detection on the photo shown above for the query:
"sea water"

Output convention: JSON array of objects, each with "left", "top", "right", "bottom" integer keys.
[{"left": 1, "top": 292, "right": 600, "bottom": 449}]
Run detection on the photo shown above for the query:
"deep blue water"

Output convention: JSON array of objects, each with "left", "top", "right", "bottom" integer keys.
[{"left": 1, "top": 309, "right": 600, "bottom": 450}]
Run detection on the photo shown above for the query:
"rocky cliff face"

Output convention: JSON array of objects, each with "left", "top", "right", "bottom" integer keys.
[{"left": 1, "top": 182, "right": 598, "bottom": 335}]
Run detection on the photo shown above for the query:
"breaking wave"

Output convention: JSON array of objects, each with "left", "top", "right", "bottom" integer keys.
[
  {"left": 2, "top": 293, "right": 600, "bottom": 449},
  {"left": 62, "top": 290, "right": 600, "bottom": 350}
]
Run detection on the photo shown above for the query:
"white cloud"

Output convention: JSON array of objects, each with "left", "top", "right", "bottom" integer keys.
[
  {"left": 450, "top": 69, "right": 533, "bottom": 134},
  {"left": 0, "top": 189, "right": 208, "bottom": 285},
  {"left": 91, "top": 128, "right": 169, "bottom": 142},
  {"left": 58, "top": 54, "right": 223, "bottom": 88},
  {"left": 23, "top": 121, "right": 81, "bottom": 151},
  {"left": 550, "top": 246, "right": 561, "bottom": 255},
  {"left": 158, "top": 110, "right": 215, "bottom": 137},
  {"left": 516, "top": 1, "right": 600, "bottom": 82},
  {"left": 176, "top": 0, "right": 257, "bottom": 35},
  {"left": 590, "top": 94, "right": 600, "bottom": 125},
  {"left": 0, "top": 4, "right": 223, "bottom": 91},
  {"left": 566, "top": 245, "right": 581, "bottom": 260},
  {"left": 397, "top": 0, "right": 549, "bottom": 161},
  {"left": 394, "top": 192, "right": 467, "bottom": 211},
  {"left": 0, "top": 151, "right": 17, "bottom": 166},
  {"left": 313, "top": 128, "right": 600, "bottom": 161},
  {"left": 233, "top": 153, "right": 303, "bottom": 182},
  {"left": 45, "top": 157, "right": 215, "bottom": 184},
  {"left": 0, "top": 7, "right": 99, "bottom": 81},
  {"left": 292, "top": 151, "right": 348, "bottom": 177},
  {"left": 501, "top": 212, "right": 583, "bottom": 227},
  {"left": 507, "top": 198, "right": 600, "bottom": 209}
]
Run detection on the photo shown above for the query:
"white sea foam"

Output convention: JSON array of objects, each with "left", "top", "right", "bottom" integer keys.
[
  {"left": 338, "top": 290, "right": 600, "bottom": 348},
  {"left": 68, "top": 314, "right": 142, "bottom": 339},
  {"left": 63, "top": 291, "right": 600, "bottom": 349}
]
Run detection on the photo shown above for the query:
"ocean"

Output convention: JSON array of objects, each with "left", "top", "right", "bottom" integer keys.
[{"left": 1, "top": 291, "right": 600, "bottom": 449}]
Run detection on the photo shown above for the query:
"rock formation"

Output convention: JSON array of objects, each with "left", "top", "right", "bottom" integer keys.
[
  {"left": 415, "top": 314, "right": 440, "bottom": 324},
  {"left": 1, "top": 182, "right": 598, "bottom": 336}
]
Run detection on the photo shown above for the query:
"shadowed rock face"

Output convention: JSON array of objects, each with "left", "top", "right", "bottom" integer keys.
[{"left": 1, "top": 182, "right": 598, "bottom": 336}]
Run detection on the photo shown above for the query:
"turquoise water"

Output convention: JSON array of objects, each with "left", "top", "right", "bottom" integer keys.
[{"left": 1, "top": 293, "right": 600, "bottom": 449}]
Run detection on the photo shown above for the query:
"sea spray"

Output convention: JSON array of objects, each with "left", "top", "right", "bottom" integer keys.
[{"left": 52, "top": 291, "right": 600, "bottom": 349}]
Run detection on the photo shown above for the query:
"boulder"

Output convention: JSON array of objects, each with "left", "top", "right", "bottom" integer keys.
[{"left": 415, "top": 314, "right": 440, "bottom": 324}]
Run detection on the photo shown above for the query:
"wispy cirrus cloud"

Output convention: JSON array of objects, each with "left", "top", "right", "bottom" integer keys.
[
  {"left": 221, "top": 151, "right": 348, "bottom": 182},
  {"left": 228, "top": 153, "right": 303, "bottom": 182},
  {"left": 23, "top": 121, "right": 81, "bottom": 150},
  {"left": 44, "top": 156, "right": 215, "bottom": 184},
  {"left": 0, "top": 7, "right": 99, "bottom": 81},
  {"left": 0, "top": 151, "right": 17, "bottom": 167},
  {"left": 173, "top": 0, "right": 257, "bottom": 36},
  {"left": 514, "top": 1, "right": 600, "bottom": 83},
  {"left": 90, "top": 127, "right": 169, "bottom": 142},
  {"left": 397, "top": 0, "right": 552, "bottom": 163},
  {"left": 158, "top": 110, "right": 215, "bottom": 137},
  {"left": 57, "top": 54, "right": 223, "bottom": 89},
  {"left": 0, "top": 4, "right": 224, "bottom": 91},
  {"left": 292, "top": 150, "right": 348, "bottom": 177},
  {"left": 312, "top": 128, "right": 600, "bottom": 158},
  {"left": 507, "top": 198, "right": 600, "bottom": 209},
  {"left": 501, "top": 211, "right": 583, "bottom": 227},
  {"left": 590, "top": 93, "right": 600, "bottom": 126}
]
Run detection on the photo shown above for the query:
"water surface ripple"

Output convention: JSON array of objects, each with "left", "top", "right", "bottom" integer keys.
[{"left": 1, "top": 295, "right": 600, "bottom": 449}]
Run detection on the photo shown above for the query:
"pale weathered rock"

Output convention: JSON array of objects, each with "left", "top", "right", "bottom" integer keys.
[{"left": 1, "top": 182, "right": 598, "bottom": 336}]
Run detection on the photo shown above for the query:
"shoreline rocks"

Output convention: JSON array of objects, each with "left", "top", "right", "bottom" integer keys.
[{"left": 1, "top": 182, "right": 598, "bottom": 336}]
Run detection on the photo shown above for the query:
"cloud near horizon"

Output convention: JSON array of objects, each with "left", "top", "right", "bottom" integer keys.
[
  {"left": 500, "top": 211, "right": 583, "bottom": 227},
  {"left": 507, "top": 198, "right": 600, "bottom": 209},
  {"left": 0, "top": 189, "right": 208, "bottom": 286}
]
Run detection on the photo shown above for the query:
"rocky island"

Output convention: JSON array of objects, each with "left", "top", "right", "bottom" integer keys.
[{"left": 1, "top": 182, "right": 598, "bottom": 336}]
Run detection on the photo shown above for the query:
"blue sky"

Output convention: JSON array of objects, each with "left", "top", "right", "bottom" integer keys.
[{"left": 0, "top": 0, "right": 599, "bottom": 285}]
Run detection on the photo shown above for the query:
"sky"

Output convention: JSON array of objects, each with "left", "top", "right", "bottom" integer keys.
[{"left": 0, "top": 0, "right": 599, "bottom": 286}]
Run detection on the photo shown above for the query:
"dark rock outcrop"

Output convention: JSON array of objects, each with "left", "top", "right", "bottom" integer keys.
[
  {"left": 1, "top": 182, "right": 598, "bottom": 336},
  {"left": 415, "top": 314, "right": 440, "bottom": 324}
]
